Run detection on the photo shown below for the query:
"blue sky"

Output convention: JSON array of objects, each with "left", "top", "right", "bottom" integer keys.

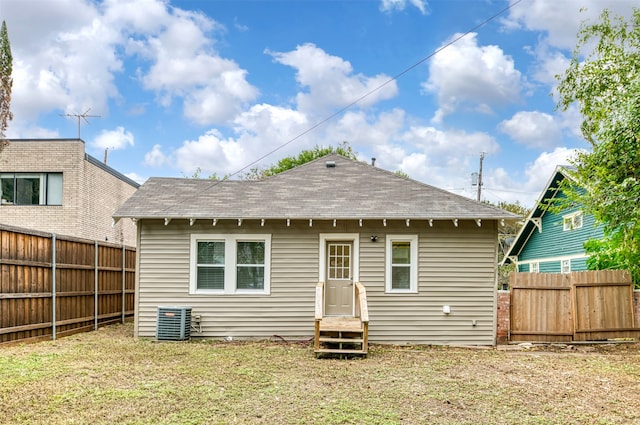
[{"left": 1, "top": 0, "right": 636, "bottom": 207}]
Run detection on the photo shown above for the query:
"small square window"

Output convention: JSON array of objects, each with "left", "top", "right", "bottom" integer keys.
[
  {"left": 563, "top": 211, "right": 583, "bottom": 231},
  {"left": 561, "top": 259, "right": 571, "bottom": 274}
]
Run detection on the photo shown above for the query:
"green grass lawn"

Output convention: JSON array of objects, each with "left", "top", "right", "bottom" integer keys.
[{"left": 1, "top": 324, "right": 639, "bottom": 424}]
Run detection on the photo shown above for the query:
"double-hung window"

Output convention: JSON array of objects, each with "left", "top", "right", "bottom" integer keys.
[
  {"left": 190, "top": 234, "right": 271, "bottom": 294},
  {"left": 0, "top": 172, "right": 63, "bottom": 205},
  {"left": 385, "top": 235, "right": 418, "bottom": 293},
  {"left": 563, "top": 211, "right": 583, "bottom": 231}
]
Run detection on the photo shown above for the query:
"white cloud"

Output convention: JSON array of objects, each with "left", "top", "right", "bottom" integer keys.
[
  {"left": 365, "top": 126, "right": 499, "bottom": 194},
  {"left": 232, "top": 104, "right": 310, "bottom": 155},
  {"left": 3, "top": 0, "right": 120, "bottom": 130},
  {"left": 144, "top": 144, "right": 168, "bottom": 168},
  {"left": 2, "top": 0, "right": 258, "bottom": 132},
  {"left": 557, "top": 104, "right": 583, "bottom": 140},
  {"left": 269, "top": 43, "right": 398, "bottom": 117},
  {"left": 125, "top": 172, "right": 147, "bottom": 185},
  {"left": 424, "top": 33, "right": 523, "bottom": 123},
  {"left": 126, "top": 6, "right": 258, "bottom": 125},
  {"left": 502, "top": 1, "right": 638, "bottom": 96},
  {"left": 498, "top": 111, "right": 562, "bottom": 149},
  {"left": 326, "top": 109, "right": 406, "bottom": 149},
  {"left": 93, "top": 127, "right": 135, "bottom": 151},
  {"left": 524, "top": 147, "right": 580, "bottom": 191},
  {"left": 380, "top": 0, "right": 428, "bottom": 14},
  {"left": 174, "top": 130, "right": 247, "bottom": 176},
  {"left": 479, "top": 147, "right": 583, "bottom": 207},
  {"left": 402, "top": 125, "right": 499, "bottom": 157},
  {"left": 503, "top": 0, "right": 638, "bottom": 51},
  {"left": 529, "top": 46, "right": 570, "bottom": 87}
]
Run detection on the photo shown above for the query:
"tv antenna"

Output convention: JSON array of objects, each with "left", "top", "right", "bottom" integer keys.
[{"left": 60, "top": 108, "right": 100, "bottom": 139}]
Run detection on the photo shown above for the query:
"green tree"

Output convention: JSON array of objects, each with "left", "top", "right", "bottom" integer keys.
[
  {"left": 487, "top": 201, "right": 530, "bottom": 289},
  {"left": 184, "top": 167, "right": 229, "bottom": 180},
  {"left": 0, "top": 20, "right": 13, "bottom": 152},
  {"left": 243, "top": 141, "right": 357, "bottom": 180},
  {"left": 556, "top": 8, "right": 640, "bottom": 286},
  {"left": 394, "top": 170, "right": 409, "bottom": 179}
]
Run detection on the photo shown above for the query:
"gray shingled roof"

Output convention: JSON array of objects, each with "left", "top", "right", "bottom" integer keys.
[{"left": 114, "top": 154, "right": 518, "bottom": 221}]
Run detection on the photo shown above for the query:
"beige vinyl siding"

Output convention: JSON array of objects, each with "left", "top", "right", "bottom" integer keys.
[
  {"left": 136, "top": 219, "right": 498, "bottom": 345},
  {"left": 358, "top": 221, "right": 497, "bottom": 345},
  {"left": 137, "top": 220, "right": 319, "bottom": 339}
]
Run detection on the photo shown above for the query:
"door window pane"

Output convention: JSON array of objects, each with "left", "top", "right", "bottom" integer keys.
[{"left": 328, "top": 243, "right": 351, "bottom": 280}]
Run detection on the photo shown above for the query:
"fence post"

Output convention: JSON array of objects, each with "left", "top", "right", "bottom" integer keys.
[
  {"left": 94, "top": 240, "right": 99, "bottom": 331},
  {"left": 122, "top": 245, "right": 126, "bottom": 324},
  {"left": 52, "top": 234, "right": 57, "bottom": 341}
]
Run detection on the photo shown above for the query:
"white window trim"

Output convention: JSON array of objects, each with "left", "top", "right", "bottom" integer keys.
[
  {"left": 530, "top": 262, "right": 539, "bottom": 273},
  {"left": 189, "top": 233, "right": 271, "bottom": 295},
  {"left": 385, "top": 234, "right": 418, "bottom": 293},
  {"left": 563, "top": 211, "right": 583, "bottom": 231},
  {"left": 318, "top": 233, "right": 359, "bottom": 283},
  {"left": 561, "top": 259, "right": 571, "bottom": 274}
]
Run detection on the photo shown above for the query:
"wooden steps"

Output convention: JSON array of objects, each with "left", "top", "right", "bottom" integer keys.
[
  {"left": 314, "top": 316, "right": 368, "bottom": 357},
  {"left": 314, "top": 348, "right": 367, "bottom": 355},
  {"left": 314, "top": 281, "right": 369, "bottom": 358},
  {"left": 318, "top": 337, "right": 364, "bottom": 343}
]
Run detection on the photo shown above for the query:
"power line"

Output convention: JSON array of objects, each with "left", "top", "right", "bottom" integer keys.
[
  {"left": 222, "top": 0, "right": 526, "bottom": 180},
  {"left": 157, "top": 0, "right": 528, "bottom": 217}
]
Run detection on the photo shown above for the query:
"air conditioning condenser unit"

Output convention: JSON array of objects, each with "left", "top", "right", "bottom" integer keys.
[{"left": 156, "top": 306, "right": 192, "bottom": 341}]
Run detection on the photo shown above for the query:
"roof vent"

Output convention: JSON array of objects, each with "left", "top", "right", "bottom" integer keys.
[{"left": 326, "top": 161, "right": 336, "bottom": 168}]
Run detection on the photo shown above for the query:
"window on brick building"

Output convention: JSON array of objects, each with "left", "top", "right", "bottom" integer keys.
[{"left": 0, "top": 173, "right": 63, "bottom": 206}]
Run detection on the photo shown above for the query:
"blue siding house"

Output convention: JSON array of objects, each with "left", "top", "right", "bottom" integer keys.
[{"left": 502, "top": 166, "right": 604, "bottom": 273}]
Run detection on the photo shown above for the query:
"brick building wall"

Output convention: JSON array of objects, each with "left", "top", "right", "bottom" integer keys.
[
  {"left": 0, "top": 139, "right": 138, "bottom": 246},
  {"left": 496, "top": 290, "right": 510, "bottom": 344},
  {"left": 496, "top": 289, "right": 640, "bottom": 344}
]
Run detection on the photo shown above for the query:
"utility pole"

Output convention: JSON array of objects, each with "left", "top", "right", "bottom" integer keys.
[{"left": 476, "top": 152, "right": 485, "bottom": 202}]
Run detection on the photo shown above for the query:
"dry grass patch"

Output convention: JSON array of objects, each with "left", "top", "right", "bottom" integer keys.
[{"left": 1, "top": 324, "right": 639, "bottom": 424}]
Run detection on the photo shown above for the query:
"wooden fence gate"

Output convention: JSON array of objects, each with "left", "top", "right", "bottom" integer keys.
[
  {"left": 0, "top": 225, "right": 136, "bottom": 345},
  {"left": 509, "top": 270, "right": 639, "bottom": 342}
]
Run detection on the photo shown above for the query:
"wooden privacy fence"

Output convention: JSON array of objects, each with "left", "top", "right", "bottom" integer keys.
[
  {"left": 0, "top": 225, "right": 135, "bottom": 344},
  {"left": 509, "top": 270, "right": 640, "bottom": 343}
]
